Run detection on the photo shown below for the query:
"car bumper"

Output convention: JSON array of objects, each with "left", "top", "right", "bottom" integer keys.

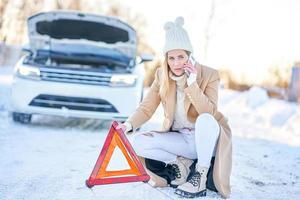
[{"left": 11, "top": 77, "right": 143, "bottom": 121}]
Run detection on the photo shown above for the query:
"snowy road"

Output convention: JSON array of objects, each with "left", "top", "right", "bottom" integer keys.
[{"left": 0, "top": 67, "right": 300, "bottom": 199}]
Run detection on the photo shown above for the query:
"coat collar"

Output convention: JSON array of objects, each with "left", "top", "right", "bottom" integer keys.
[
  {"left": 184, "top": 63, "right": 203, "bottom": 113},
  {"left": 196, "top": 62, "right": 203, "bottom": 84}
]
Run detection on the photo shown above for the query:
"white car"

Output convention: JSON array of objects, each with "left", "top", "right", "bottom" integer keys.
[{"left": 11, "top": 11, "right": 152, "bottom": 123}]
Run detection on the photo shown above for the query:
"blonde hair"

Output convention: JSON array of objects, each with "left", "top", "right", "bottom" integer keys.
[
  {"left": 159, "top": 51, "right": 191, "bottom": 99},
  {"left": 159, "top": 57, "right": 170, "bottom": 99}
]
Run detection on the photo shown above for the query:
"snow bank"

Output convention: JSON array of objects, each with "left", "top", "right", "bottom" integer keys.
[
  {"left": 220, "top": 87, "right": 300, "bottom": 146},
  {"left": 245, "top": 86, "right": 269, "bottom": 108}
]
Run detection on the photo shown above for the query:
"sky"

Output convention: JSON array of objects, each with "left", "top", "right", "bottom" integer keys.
[{"left": 118, "top": 0, "right": 300, "bottom": 84}]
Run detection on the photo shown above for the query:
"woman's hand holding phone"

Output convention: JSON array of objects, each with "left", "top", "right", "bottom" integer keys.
[{"left": 184, "top": 56, "right": 197, "bottom": 86}]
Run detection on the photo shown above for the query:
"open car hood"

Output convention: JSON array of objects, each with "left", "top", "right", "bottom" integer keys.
[{"left": 27, "top": 11, "right": 137, "bottom": 60}]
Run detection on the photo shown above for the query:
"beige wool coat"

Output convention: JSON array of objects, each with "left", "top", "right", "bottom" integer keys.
[{"left": 127, "top": 63, "right": 232, "bottom": 198}]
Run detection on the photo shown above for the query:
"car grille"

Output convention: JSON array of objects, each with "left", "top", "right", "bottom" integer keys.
[
  {"left": 29, "top": 94, "right": 118, "bottom": 113},
  {"left": 40, "top": 67, "right": 112, "bottom": 86}
]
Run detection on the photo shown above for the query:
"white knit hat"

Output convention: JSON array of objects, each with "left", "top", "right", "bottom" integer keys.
[{"left": 163, "top": 16, "right": 193, "bottom": 54}]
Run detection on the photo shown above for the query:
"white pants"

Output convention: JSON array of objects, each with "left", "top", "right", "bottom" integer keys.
[{"left": 130, "top": 113, "right": 220, "bottom": 168}]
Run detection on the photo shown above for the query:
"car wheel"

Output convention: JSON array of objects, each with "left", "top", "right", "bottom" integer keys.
[{"left": 12, "top": 112, "right": 32, "bottom": 124}]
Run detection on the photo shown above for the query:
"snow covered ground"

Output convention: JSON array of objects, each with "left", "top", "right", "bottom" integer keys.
[{"left": 0, "top": 66, "right": 299, "bottom": 200}]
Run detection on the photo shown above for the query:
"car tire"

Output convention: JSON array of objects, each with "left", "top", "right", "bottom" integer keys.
[{"left": 12, "top": 112, "right": 32, "bottom": 124}]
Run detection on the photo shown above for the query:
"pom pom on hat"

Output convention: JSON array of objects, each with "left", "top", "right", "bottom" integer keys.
[
  {"left": 164, "top": 21, "right": 175, "bottom": 31},
  {"left": 163, "top": 16, "right": 193, "bottom": 54},
  {"left": 175, "top": 16, "right": 184, "bottom": 27}
]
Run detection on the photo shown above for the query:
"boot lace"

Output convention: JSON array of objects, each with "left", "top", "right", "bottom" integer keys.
[
  {"left": 188, "top": 171, "right": 201, "bottom": 187},
  {"left": 171, "top": 164, "right": 181, "bottom": 179}
]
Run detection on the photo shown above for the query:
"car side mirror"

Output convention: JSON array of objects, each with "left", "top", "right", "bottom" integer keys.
[
  {"left": 138, "top": 53, "right": 154, "bottom": 63},
  {"left": 22, "top": 44, "right": 33, "bottom": 55}
]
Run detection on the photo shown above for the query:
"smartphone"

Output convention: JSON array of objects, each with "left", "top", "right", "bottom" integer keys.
[
  {"left": 185, "top": 55, "right": 196, "bottom": 77},
  {"left": 188, "top": 55, "right": 196, "bottom": 66}
]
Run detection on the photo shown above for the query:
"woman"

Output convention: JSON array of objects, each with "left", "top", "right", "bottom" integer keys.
[{"left": 117, "top": 17, "right": 232, "bottom": 198}]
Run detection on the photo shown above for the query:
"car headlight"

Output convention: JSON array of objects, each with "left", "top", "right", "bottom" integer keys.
[
  {"left": 110, "top": 74, "right": 137, "bottom": 87},
  {"left": 16, "top": 65, "right": 40, "bottom": 80}
]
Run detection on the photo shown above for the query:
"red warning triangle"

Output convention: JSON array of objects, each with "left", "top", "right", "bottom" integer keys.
[{"left": 86, "top": 121, "right": 150, "bottom": 187}]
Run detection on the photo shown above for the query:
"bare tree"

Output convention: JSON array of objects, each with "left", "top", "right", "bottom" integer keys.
[
  {"left": 0, "top": 0, "right": 9, "bottom": 41},
  {"left": 106, "top": 1, "right": 154, "bottom": 55},
  {"left": 0, "top": 0, "right": 153, "bottom": 54},
  {"left": 203, "top": 0, "right": 216, "bottom": 61}
]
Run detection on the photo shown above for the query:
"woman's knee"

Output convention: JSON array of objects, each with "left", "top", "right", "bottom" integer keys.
[
  {"left": 195, "top": 113, "right": 220, "bottom": 136},
  {"left": 196, "top": 113, "right": 216, "bottom": 124}
]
